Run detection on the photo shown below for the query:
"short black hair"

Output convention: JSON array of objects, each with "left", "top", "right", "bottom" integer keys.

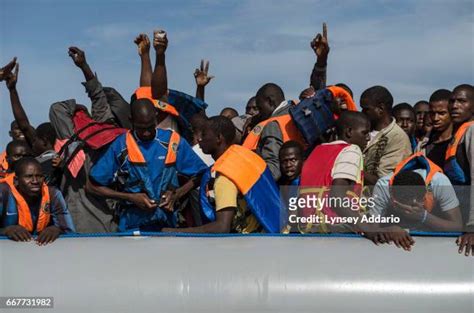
[
  {"left": 6, "top": 140, "right": 31, "bottom": 156},
  {"left": 360, "top": 85, "right": 393, "bottom": 111},
  {"left": 14, "top": 157, "right": 41, "bottom": 177},
  {"left": 335, "top": 83, "right": 353, "bottom": 98},
  {"left": 10, "top": 121, "right": 19, "bottom": 131},
  {"left": 220, "top": 107, "right": 239, "bottom": 118},
  {"left": 392, "top": 103, "right": 414, "bottom": 116},
  {"left": 414, "top": 100, "right": 429, "bottom": 109},
  {"left": 335, "top": 111, "right": 369, "bottom": 137},
  {"left": 453, "top": 84, "right": 474, "bottom": 101},
  {"left": 36, "top": 123, "right": 56, "bottom": 146},
  {"left": 429, "top": 89, "right": 452, "bottom": 103},
  {"left": 207, "top": 116, "right": 236, "bottom": 145},
  {"left": 279, "top": 140, "right": 304, "bottom": 159},
  {"left": 130, "top": 98, "right": 156, "bottom": 119},
  {"left": 391, "top": 171, "right": 425, "bottom": 203},
  {"left": 256, "top": 83, "right": 285, "bottom": 104}
]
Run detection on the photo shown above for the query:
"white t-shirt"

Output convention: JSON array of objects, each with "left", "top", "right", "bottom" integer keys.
[{"left": 192, "top": 144, "right": 214, "bottom": 167}]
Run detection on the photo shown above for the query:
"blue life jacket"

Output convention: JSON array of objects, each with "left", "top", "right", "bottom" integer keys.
[{"left": 444, "top": 121, "right": 474, "bottom": 185}]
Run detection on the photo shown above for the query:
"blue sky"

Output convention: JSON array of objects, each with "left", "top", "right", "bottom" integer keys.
[{"left": 1, "top": 0, "right": 473, "bottom": 148}]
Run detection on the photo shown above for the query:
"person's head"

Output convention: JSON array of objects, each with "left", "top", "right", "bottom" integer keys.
[
  {"left": 392, "top": 103, "right": 416, "bottom": 136},
  {"left": 130, "top": 98, "right": 157, "bottom": 142},
  {"left": 391, "top": 171, "right": 426, "bottom": 207},
  {"left": 414, "top": 101, "right": 429, "bottom": 133},
  {"left": 189, "top": 113, "right": 208, "bottom": 146},
  {"left": 423, "top": 113, "right": 433, "bottom": 135},
  {"left": 14, "top": 157, "right": 44, "bottom": 199},
  {"left": 6, "top": 140, "right": 33, "bottom": 170},
  {"left": 9, "top": 121, "right": 25, "bottom": 141},
  {"left": 255, "top": 83, "right": 285, "bottom": 121},
  {"left": 449, "top": 84, "right": 474, "bottom": 126},
  {"left": 245, "top": 96, "right": 259, "bottom": 116},
  {"left": 360, "top": 86, "right": 393, "bottom": 128},
  {"left": 335, "top": 111, "right": 370, "bottom": 150},
  {"left": 428, "top": 89, "right": 452, "bottom": 133},
  {"left": 199, "top": 116, "right": 236, "bottom": 159},
  {"left": 335, "top": 83, "right": 353, "bottom": 98},
  {"left": 279, "top": 141, "right": 304, "bottom": 182},
  {"left": 32, "top": 123, "right": 56, "bottom": 155},
  {"left": 220, "top": 107, "right": 239, "bottom": 120}
]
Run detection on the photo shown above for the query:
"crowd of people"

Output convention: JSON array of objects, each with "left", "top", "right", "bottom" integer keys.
[{"left": 0, "top": 24, "right": 472, "bottom": 256}]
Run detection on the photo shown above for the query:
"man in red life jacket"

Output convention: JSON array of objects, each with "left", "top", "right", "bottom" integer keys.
[
  {"left": 300, "top": 111, "right": 370, "bottom": 231},
  {"left": 445, "top": 84, "right": 474, "bottom": 256}
]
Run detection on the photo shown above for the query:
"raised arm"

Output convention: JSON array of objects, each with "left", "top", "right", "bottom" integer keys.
[
  {"left": 194, "top": 59, "right": 214, "bottom": 101},
  {"left": 309, "top": 22, "right": 329, "bottom": 91},
  {"left": 68, "top": 46, "right": 117, "bottom": 123},
  {"left": 151, "top": 30, "right": 168, "bottom": 100},
  {"left": 5, "top": 63, "right": 37, "bottom": 147},
  {"left": 134, "top": 34, "right": 152, "bottom": 87}
]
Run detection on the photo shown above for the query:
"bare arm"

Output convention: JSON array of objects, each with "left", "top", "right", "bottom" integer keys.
[
  {"left": 194, "top": 59, "right": 214, "bottom": 101},
  {"left": 309, "top": 23, "right": 329, "bottom": 91},
  {"left": 134, "top": 34, "right": 152, "bottom": 87},
  {"left": 86, "top": 179, "right": 158, "bottom": 211},
  {"left": 151, "top": 30, "right": 168, "bottom": 100},
  {"left": 5, "top": 63, "right": 37, "bottom": 146},
  {"left": 162, "top": 209, "right": 235, "bottom": 233}
]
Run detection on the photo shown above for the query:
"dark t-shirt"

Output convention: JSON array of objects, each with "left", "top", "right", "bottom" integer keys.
[{"left": 425, "top": 138, "right": 451, "bottom": 169}]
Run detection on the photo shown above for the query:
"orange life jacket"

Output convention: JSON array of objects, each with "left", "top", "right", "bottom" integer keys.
[
  {"left": 444, "top": 121, "right": 474, "bottom": 185},
  {"left": 242, "top": 114, "right": 306, "bottom": 151},
  {"left": 0, "top": 150, "right": 8, "bottom": 173},
  {"left": 133, "top": 87, "right": 179, "bottom": 117},
  {"left": 389, "top": 152, "right": 442, "bottom": 212},
  {"left": 326, "top": 86, "right": 357, "bottom": 114},
  {"left": 3, "top": 174, "right": 51, "bottom": 232}
]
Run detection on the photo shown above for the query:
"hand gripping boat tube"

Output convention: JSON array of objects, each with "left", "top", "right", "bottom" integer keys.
[{"left": 0, "top": 234, "right": 472, "bottom": 313}]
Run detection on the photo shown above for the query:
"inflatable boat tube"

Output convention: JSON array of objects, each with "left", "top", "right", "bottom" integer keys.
[{"left": 0, "top": 234, "right": 472, "bottom": 313}]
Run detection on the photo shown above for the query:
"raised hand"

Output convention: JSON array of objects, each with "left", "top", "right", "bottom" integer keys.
[
  {"left": 153, "top": 29, "right": 168, "bottom": 55},
  {"left": 134, "top": 34, "right": 151, "bottom": 56},
  {"left": 68, "top": 46, "right": 87, "bottom": 68},
  {"left": 194, "top": 59, "right": 214, "bottom": 87},
  {"left": 0, "top": 57, "right": 17, "bottom": 81},
  {"left": 5, "top": 62, "right": 19, "bottom": 90},
  {"left": 310, "top": 22, "right": 330, "bottom": 59}
]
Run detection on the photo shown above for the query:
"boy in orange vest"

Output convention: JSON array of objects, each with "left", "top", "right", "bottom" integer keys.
[{"left": 0, "top": 158, "right": 75, "bottom": 244}]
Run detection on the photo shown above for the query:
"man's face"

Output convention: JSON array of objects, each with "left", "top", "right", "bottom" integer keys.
[
  {"left": 279, "top": 148, "right": 303, "bottom": 181},
  {"left": 429, "top": 100, "right": 451, "bottom": 133},
  {"left": 449, "top": 89, "right": 474, "bottom": 125},
  {"left": 7, "top": 145, "right": 33, "bottom": 169},
  {"left": 349, "top": 120, "right": 371, "bottom": 151},
  {"left": 360, "top": 99, "right": 379, "bottom": 127},
  {"left": 132, "top": 114, "right": 157, "bottom": 142},
  {"left": 394, "top": 109, "right": 416, "bottom": 136},
  {"left": 9, "top": 126, "right": 25, "bottom": 141},
  {"left": 414, "top": 103, "right": 429, "bottom": 131},
  {"left": 16, "top": 163, "right": 44, "bottom": 198},
  {"left": 198, "top": 125, "right": 218, "bottom": 156},
  {"left": 255, "top": 95, "right": 274, "bottom": 121},
  {"left": 245, "top": 99, "right": 259, "bottom": 117}
]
